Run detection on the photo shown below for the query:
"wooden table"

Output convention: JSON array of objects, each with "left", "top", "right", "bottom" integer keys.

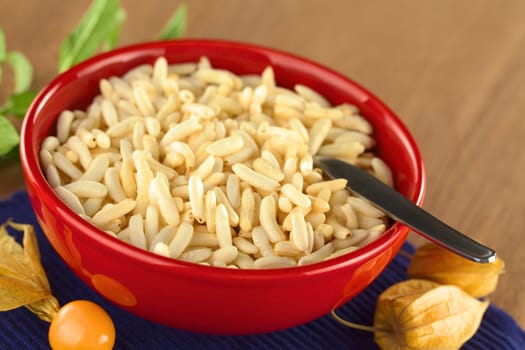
[{"left": 1, "top": 0, "right": 524, "bottom": 328}]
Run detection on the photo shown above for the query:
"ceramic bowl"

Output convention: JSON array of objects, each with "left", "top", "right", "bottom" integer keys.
[{"left": 20, "top": 39, "right": 425, "bottom": 335}]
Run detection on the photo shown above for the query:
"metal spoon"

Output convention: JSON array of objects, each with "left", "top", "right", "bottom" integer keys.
[{"left": 314, "top": 157, "right": 496, "bottom": 263}]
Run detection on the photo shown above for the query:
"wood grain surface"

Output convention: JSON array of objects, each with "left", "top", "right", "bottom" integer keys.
[{"left": 1, "top": 0, "right": 523, "bottom": 328}]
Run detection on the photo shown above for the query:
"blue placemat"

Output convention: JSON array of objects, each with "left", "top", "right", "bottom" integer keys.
[{"left": 1, "top": 191, "right": 524, "bottom": 349}]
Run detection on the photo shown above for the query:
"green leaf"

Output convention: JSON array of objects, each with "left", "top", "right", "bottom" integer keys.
[
  {"left": 6, "top": 51, "right": 33, "bottom": 93},
  {"left": 1, "top": 144, "right": 20, "bottom": 163},
  {"left": 158, "top": 3, "right": 187, "bottom": 40},
  {"left": 0, "top": 91, "right": 37, "bottom": 117},
  {"left": 103, "top": 7, "right": 127, "bottom": 51},
  {"left": 0, "top": 115, "right": 20, "bottom": 156},
  {"left": 0, "top": 28, "right": 6, "bottom": 62},
  {"left": 0, "top": 28, "right": 5, "bottom": 83},
  {"left": 58, "top": 0, "right": 121, "bottom": 72}
]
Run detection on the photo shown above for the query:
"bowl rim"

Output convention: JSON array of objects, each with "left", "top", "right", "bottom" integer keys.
[{"left": 20, "top": 39, "right": 426, "bottom": 282}]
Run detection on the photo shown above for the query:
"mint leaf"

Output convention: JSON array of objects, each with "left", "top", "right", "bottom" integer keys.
[
  {"left": 0, "top": 28, "right": 5, "bottom": 82},
  {"left": 6, "top": 51, "right": 33, "bottom": 93},
  {"left": 58, "top": 0, "right": 121, "bottom": 72},
  {"left": 0, "top": 115, "right": 20, "bottom": 156},
  {"left": 0, "top": 28, "right": 6, "bottom": 62},
  {"left": 0, "top": 91, "right": 37, "bottom": 117},
  {"left": 103, "top": 7, "right": 126, "bottom": 51},
  {"left": 158, "top": 3, "right": 187, "bottom": 40}
]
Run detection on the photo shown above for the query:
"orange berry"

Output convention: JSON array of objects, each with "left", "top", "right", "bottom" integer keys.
[{"left": 48, "top": 300, "right": 115, "bottom": 350}]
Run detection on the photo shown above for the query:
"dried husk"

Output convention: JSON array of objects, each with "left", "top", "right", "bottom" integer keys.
[
  {"left": 407, "top": 243, "right": 505, "bottom": 298},
  {"left": 374, "top": 279, "right": 489, "bottom": 350},
  {"left": 0, "top": 220, "right": 59, "bottom": 321}
]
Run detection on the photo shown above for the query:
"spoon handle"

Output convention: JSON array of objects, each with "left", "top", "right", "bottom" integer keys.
[{"left": 315, "top": 157, "right": 496, "bottom": 263}]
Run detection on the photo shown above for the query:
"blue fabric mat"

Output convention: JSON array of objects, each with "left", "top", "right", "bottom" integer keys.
[{"left": 1, "top": 191, "right": 524, "bottom": 349}]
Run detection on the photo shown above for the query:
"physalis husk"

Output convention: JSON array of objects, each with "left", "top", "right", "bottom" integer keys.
[
  {"left": 0, "top": 220, "right": 115, "bottom": 350},
  {"left": 374, "top": 279, "right": 489, "bottom": 350},
  {"left": 0, "top": 220, "right": 59, "bottom": 321},
  {"left": 407, "top": 243, "right": 505, "bottom": 298}
]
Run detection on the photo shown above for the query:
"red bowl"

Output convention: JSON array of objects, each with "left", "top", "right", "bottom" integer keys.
[{"left": 20, "top": 39, "right": 425, "bottom": 335}]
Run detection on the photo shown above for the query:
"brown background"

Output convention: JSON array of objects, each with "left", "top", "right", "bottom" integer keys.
[{"left": 1, "top": 0, "right": 523, "bottom": 328}]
